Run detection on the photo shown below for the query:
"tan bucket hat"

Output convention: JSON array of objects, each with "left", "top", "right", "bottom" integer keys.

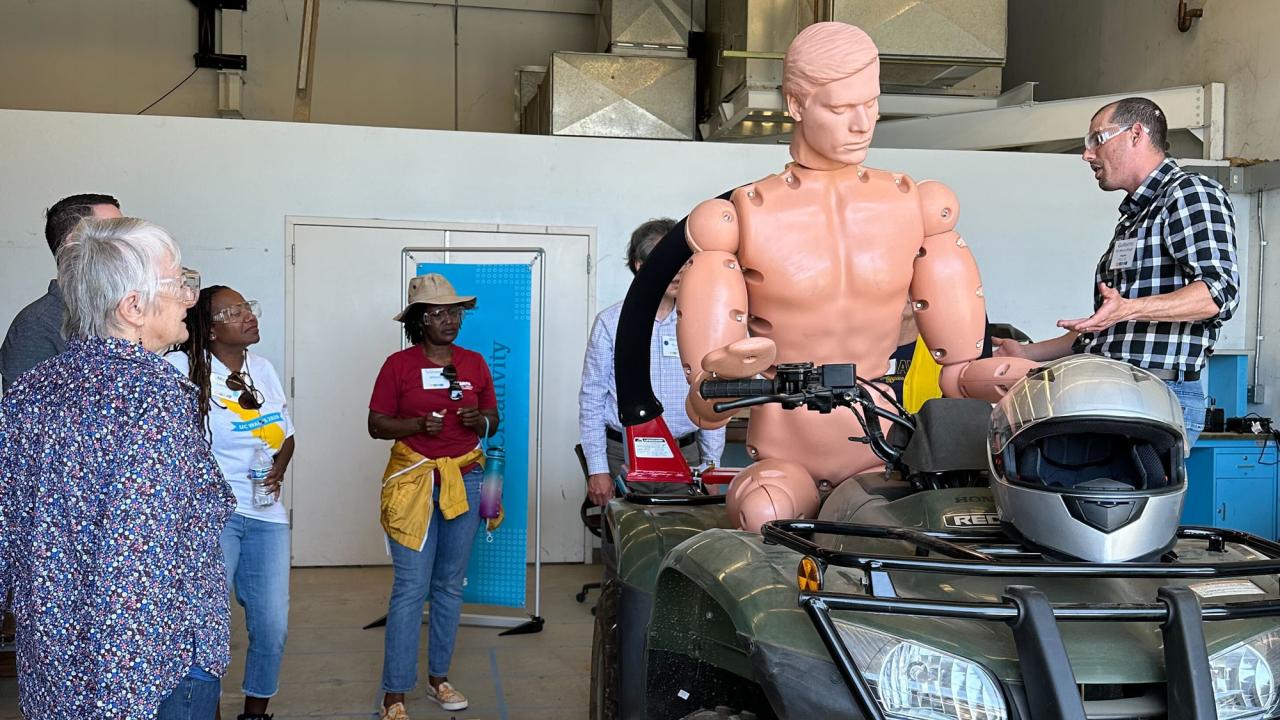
[{"left": 393, "top": 273, "right": 476, "bottom": 321}]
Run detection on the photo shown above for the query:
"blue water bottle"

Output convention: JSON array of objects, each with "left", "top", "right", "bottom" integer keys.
[{"left": 479, "top": 447, "right": 504, "bottom": 519}]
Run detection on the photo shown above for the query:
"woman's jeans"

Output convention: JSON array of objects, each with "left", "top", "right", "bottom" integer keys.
[
  {"left": 381, "top": 467, "right": 484, "bottom": 693},
  {"left": 1167, "top": 376, "right": 1208, "bottom": 448},
  {"left": 221, "top": 513, "right": 291, "bottom": 698},
  {"left": 154, "top": 671, "right": 221, "bottom": 720}
]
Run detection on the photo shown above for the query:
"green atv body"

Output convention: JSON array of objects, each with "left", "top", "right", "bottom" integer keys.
[{"left": 592, "top": 427, "right": 1280, "bottom": 720}]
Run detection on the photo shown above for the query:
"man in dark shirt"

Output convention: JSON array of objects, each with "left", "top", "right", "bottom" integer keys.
[
  {"left": 0, "top": 193, "right": 122, "bottom": 391},
  {"left": 995, "top": 97, "right": 1239, "bottom": 447}
]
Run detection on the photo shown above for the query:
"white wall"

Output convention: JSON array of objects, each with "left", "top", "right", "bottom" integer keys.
[
  {"left": 1, "top": 109, "right": 1257, "bottom": 361},
  {"left": 0, "top": 0, "right": 595, "bottom": 132}
]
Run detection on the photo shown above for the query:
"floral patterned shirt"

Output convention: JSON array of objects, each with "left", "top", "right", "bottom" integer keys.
[{"left": 0, "top": 336, "right": 235, "bottom": 718}]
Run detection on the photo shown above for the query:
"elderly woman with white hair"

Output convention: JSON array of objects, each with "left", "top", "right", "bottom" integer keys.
[{"left": 0, "top": 217, "right": 235, "bottom": 720}]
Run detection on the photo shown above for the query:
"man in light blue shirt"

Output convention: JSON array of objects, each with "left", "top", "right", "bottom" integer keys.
[{"left": 579, "top": 219, "right": 726, "bottom": 504}]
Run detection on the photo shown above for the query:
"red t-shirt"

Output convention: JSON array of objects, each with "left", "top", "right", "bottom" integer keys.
[{"left": 369, "top": 345, "right": 498, "bottom": 461}]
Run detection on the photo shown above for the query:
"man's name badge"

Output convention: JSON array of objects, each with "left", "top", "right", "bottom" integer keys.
[
  {"left": 421, "top": 368, "right": 449, "bottom": 390},
  {"left": 661, "top": 335, "right": 679, "bottom": 358},
  {"left": 1108, "top": 238, "right": 1138, "bottom": 270}
]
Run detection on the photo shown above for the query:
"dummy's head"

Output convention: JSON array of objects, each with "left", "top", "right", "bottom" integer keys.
[
  {"left": 1082, "top": 97, "right": 1169, "bottom": 194},
  {"left": 783, "top": 22, "right": 881, "bottom": 169}
]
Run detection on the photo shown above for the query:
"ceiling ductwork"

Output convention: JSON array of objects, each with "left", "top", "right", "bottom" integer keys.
[
  {"left": 701, "top": 0, "right": 1007, "bottom": 141},
  {"left": 519, "top": 0, "right": 1007, "bottom": 143}
]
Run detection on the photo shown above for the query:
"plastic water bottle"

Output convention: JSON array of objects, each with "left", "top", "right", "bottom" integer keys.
[
  {"left": 249, "top": 444, "right": 276, "bottom": 508},
  {"left": 479, "top": 448, "right": 504, "bottom": 519}
]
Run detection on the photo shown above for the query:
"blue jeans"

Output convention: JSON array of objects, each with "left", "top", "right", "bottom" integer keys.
[
  {"left": 1167, "top": 376, "right": 1208, "bottom": 448},
  {"left": 154, "top": 672, "right": 221, "bottom": 720},
  {"left": 381, "top": 467, "right": 483, "bottom": 693},
  {"left": 221, "top": 513, "right": 291, "bottom": 698}
]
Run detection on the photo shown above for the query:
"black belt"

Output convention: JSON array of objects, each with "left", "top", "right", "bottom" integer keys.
[
  {"left": 606, "top": 427, "right": 697, "bottom": 448},
  {"left": 1141, "top": 367, "right": 1200, "bottom": 382}
]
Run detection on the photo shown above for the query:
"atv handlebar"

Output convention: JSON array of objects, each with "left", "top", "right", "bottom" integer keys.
[
  {"left": 697, "top": 378, "right": 776, "bottom": 398},
  {"left": 699, "top": 362, "right": 914, "bottom": 465}
]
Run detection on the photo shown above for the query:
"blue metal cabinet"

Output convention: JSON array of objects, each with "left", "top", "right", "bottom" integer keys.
[{"left": 1183, "top": 436, "right": 1278, "bottom": 538}]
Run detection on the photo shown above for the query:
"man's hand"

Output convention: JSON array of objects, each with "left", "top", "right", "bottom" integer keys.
[
  {"left": 457, "top": 405, "right": 485, "bottom": 433},
  {"left": 1058, "top": 283, "right": 1130, "bottom": 334},
  {"left": 991, "top": 337, "right": 1029, "bottom": 359},
  {"left": 419, "top": 411, "right": 444, "bottom": 436},
  {"left": 587, "top": 473, "right": 615, "bottom": 507}
]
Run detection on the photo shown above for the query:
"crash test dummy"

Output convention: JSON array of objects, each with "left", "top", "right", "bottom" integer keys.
[{"left": 677, "top": 22, "right": 1037, "bottom": 532}]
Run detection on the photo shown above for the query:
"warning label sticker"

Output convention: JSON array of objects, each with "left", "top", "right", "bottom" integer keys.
[
  {"left": 632, "top": 437, "right": 675, "bottom": 459},
  {"left": 1188, "top": 580, "right": 1265, "bottom": 599}
]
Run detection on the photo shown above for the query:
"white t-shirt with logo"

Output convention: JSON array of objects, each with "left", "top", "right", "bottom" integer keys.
[{"left": 167, "top": 350, "right": 294, "bottom": 524}]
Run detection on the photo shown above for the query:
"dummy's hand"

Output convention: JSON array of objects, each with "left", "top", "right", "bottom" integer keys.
[
  {"left": 1058, "top": 283, "right": 1129, "bottom": 334},
  {"left": 701, "top": 337, "right": 777, "bottom": 378},
  {"left": 457, "top": 405, "right": 485, "bottom": 433},
  {"left": 686, "top": 337, "right": 777, "bottom": 429},
  {"left": 587, "top": 473, "right": 615, "bottom": 507},
  {"left": 419, "top": 411, "right": 444, "bottom": 436},
  {"left": 991, "top": 337, "right": 1029, "bottom": 359}
]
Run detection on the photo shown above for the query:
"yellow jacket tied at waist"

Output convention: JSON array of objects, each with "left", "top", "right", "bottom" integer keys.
[{"left": 380, "top": 442, "right": 491, "bottom": 551}]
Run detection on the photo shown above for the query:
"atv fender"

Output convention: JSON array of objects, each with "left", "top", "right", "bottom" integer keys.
[{"left": 609, "top": 500, "right": 734, "bottom": 591}]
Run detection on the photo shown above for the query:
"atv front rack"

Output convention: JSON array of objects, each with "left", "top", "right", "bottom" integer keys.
[{"left": 762, "top": 519, "right": 1280, "bottom": 720}]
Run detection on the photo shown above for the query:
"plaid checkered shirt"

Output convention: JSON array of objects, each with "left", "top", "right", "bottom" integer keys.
[{"left": 1073, "top": 158, "right": 1239, "bottom": 374}]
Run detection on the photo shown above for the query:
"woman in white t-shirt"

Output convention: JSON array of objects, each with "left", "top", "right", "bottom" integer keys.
[{"left": 169, "top": 285, "right": 295, "bottom": 720}]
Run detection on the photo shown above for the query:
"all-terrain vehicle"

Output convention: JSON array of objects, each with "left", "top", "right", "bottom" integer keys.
[{"left": 590, "top": 232, "right": 1280, "bottom": 720}]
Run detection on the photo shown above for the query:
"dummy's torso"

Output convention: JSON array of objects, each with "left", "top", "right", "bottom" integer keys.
[{"left": 732, "top": 163, "right": 924, "bottom": 483}]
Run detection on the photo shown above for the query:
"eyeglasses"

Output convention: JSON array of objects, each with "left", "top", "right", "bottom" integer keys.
[
  {"left": 442, "top": 364, "right": 464, "bottom": 401},
  {"left": 225, "top": 369, "right": 265, "bottom": 410},
  {"left": 158, "top": 267, "right": 201, "bottom": 305},
  {"left": 1084, "top": 123, "right": 1148, "bottom": 150},
  {"left": 212, "top": 300, "right": 261, "bottom": 324},
  {"left": 423, "top": 306, "right": 468, "bottom": 324}
]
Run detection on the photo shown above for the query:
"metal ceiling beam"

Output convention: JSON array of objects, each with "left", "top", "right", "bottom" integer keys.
[{"left": 872, "top": 83, "right": 1224, "bottom": 160}]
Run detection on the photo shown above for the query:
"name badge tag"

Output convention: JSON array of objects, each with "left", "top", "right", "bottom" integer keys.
[
  {"left": 661, "top": 335, "right": 679, "bottom": 358},
  {"left": 210, "top": 373, "right": 237, "bottom": 403},
  {"left": 421, "top": 368, "right": 449, "bottom": 390},
  {"left": 1108, "top": 238, "right": 1138, "bottom": 270}
]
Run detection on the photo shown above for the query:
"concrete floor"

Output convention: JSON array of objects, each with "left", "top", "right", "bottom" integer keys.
[{"left": 0, "top": 563, "right": 602, "bottom": 719}]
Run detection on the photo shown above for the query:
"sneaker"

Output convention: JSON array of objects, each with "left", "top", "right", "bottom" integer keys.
[
  {"left": 380, "top": 702, "right": 410, "bottom": 720},
  {"left": 426, "top": 681, "right": 468, "bottom": 711}
]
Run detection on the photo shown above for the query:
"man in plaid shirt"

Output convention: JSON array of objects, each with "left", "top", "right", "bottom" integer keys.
[{"left": 995, "top": 97, "right": 1239, "bottom": 447}]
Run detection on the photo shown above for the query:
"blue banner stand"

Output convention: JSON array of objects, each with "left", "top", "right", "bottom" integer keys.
[{"left": 364, "top": 253, "right": 546, "bottom": 636}]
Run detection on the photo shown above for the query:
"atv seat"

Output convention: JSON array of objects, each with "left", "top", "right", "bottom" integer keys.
[{"left": 899, "top": 398, "right": 992, "bottom": 473}]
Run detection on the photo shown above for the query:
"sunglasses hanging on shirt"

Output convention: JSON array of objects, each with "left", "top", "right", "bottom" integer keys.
[
  {"left": 226, "top": 369, "right": 265, "bottom": 410},
  {"left": 442, "top": 364, "right": 464, "bottom": 402}
]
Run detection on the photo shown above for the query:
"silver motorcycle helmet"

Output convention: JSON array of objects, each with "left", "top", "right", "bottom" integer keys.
[{"left": 988, "top": 355, "right": 1188, "bottom": 563}]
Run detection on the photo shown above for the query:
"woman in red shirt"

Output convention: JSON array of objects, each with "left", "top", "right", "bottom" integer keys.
[{"left": 368, "top": 273, "right": 499, "bottom": 720}]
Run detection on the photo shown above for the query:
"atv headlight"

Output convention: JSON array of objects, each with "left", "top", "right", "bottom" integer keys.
[
  {"left": 1211, "top": 628, "right": 1280, "bottom": 719},
  {"left": 834, "top": 621, "right": 1007, "bottom": 720}
]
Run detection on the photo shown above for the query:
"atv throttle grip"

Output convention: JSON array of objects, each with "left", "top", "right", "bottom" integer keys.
[{"left": 699, "top": 378, "right": 775, "bottom": 398}]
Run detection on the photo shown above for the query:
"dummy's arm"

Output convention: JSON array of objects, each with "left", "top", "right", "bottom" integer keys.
[
  {"left": 678, "top": 198, "right": 774, "bottom": 428},
  {"left": 910, "top": 181, "right": 1036, "bottom": 400}
]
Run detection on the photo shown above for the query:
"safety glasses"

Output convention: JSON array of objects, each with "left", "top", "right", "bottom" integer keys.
[{"left": 1084, "top": 123, "right": 1148, "bottom": 150}]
